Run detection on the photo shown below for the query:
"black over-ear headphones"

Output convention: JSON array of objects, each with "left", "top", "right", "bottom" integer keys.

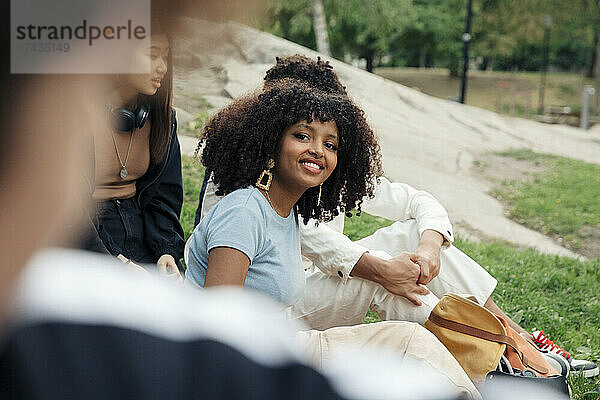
[{"left": 110, "top": 104, "right": 149, "bottom": 132}]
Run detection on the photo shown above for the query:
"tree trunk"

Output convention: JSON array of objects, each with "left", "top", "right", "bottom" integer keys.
[
  {"left": 419, "top": 47, "right": 427, "bottom": 69},
  {"left": 366, "top": 55, "right": 374, "bottom": 73},
  {"left": 312, "top": 0, "right": 331, "bottom": 56},
  {"left": 596, "top": 29, "right": 600, "bottom": 113},
  {"left": 586, "top": 32, "right": 598, "bottom": 78},
  {"left": 448, "top": 57, "right": 460, "bottom": 77}
]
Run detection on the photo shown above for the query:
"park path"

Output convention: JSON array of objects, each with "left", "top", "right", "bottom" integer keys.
[{"left": 173, "top": 18, "right": 600, "bottom": 258}]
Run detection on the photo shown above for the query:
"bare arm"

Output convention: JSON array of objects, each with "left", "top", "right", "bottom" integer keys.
[{"left": 204, "top": 247, "right": 250, "bottom": 287}]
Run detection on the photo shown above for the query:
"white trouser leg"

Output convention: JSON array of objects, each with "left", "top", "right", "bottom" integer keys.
[
  {"left": 289, "top": 266, "right": 379, "bottom": 330},
  {"left": 296, "top": 321, "right": 482, "bottom": 400},
  {"left": 291, "top": 219, "right": 497, "bottom": 328}
]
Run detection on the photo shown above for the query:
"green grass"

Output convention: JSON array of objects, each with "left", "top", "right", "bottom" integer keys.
[
  {"left": 344, "top": 211, "right": 395, "bottom": 241},
  {"left": 453, "top": 238, "right": 600, "bottom": 359},
  {"left": 343, "top": 210, "right": 600, "bottom": 398},
  {"left": 180, "top": 156, "right": 599, "bottom": 398},
  {"left": 181, "top": 155, "right": 205, "bottom": 240},
  {"left": 492, "top": 149, "right": 600, "bottom": 255},
  {"left": 453, "top": 237, "right": 600, "bottom": 399}
]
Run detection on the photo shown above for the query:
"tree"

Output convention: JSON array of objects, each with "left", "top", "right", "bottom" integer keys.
[
  {"left": 325, "top": 0, "right": 411, "bottom": 72},
  {"left": 312, "top": 0, "right": 331, "bottom": 56},
  {"left": 259, "top": 0, "right": 600, "bottom": 85},
  {"left": 582, "top": 0, "right": 600, "bottom": 111},
  {"left": 471, "top": 0, "right": 521, "bottom": 71},
  {"left": 396, "top": 0, "right": 464, "bottom": 75},
  {"left": 261, "top": 0, "right": 315, "bottom": 50},
  {"left": 471, "top": 0, "right": 599, "bottom": 73}
]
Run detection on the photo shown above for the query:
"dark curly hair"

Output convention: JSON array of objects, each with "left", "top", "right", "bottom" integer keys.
[
  {"left": 197, "top": 80, "right": 382, "bottom": 224},
  {"left": 264, "top": 55, "right": 347, "bottom": 96}
]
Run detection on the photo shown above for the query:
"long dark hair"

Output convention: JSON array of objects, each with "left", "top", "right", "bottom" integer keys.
[{"left": 138, "top": 18, "right": 173, "bottom": 163}]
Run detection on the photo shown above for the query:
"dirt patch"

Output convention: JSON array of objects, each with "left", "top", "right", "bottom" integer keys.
[
  {"left": 471, "top": 153, "right": 549, "bottom": 184},
  {"left": 453, "top": 220, "right": 519, "bottom": 248},
  {"left": 574, "top": 225, "right": 600, "bottom": 259}
]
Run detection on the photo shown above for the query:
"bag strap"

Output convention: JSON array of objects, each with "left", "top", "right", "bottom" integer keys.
[{"left": 428, "top": 313, "right": 548, "bottom": 375}]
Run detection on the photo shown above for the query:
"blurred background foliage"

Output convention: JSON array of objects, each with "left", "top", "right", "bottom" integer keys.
[{"left": 254, "top": 0, "right": 600, "bottom": 77}]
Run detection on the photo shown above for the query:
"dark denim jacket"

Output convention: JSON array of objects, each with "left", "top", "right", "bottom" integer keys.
[{"left": 83, "top": 110, "right": 184, "bottom": 263}]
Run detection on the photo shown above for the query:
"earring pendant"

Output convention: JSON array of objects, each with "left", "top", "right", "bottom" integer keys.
[
  {"left": 256, "top": 158, "right": 275, "bottom": 191},
  {"left": 256, "top": 170, "right": 273, "bottom": 191}
]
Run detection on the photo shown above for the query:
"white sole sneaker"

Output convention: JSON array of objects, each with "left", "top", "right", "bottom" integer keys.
[{"left": 570, "top": 359, "right": 599, "bottom": 378}]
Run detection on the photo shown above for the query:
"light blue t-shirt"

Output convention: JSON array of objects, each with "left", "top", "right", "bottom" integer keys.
[{"left": 186, "top": 187, "right": 305, "bottom": 307}]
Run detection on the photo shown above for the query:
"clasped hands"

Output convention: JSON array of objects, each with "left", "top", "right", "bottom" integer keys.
[
  {"left": 381, "top": 230, "right": 443, "bottom": 306},
  {"left": 353, "top": 230, "right": 443, "bottom": 307}
]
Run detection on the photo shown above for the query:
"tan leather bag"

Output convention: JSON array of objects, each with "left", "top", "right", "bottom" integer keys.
[
  {"left": 494, "top": 314, "right": 555, "bottom": 378},
  {"left": 424, "top": 294, "right": 554, "bottom": 385}
]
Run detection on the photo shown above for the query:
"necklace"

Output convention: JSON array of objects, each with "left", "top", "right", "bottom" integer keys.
[
  {"left": 258, "top": 187, "right": 275, "bottom": 209},
  {"left": 258, "top": 187, "right": 294, "bottom": 218},
  {"left": 110, "top": 129, "right": 134, "bottom": 179},
  {"left": 265, "top": 190, "right": 274, "bottom": 208}
]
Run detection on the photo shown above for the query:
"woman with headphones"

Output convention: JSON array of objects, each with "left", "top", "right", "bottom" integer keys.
[{"left": 84, "top": 21, "right": 184, "bottom": 279}]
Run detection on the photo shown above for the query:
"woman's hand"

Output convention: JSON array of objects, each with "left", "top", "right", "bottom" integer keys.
[
  {"left": 157, "top": 254, "right": 183, "bottom": 283},
  {"left": 352, "top": 252, "right": 430, "bottom": 306},
  {"left": 117, "top": 254, "right": 148, "bottom": 275},
  {"left": 411, "top": 230, "right": 443, "bottom": 285}
]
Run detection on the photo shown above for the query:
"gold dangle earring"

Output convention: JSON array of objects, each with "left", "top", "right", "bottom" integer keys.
[
  {"left": 256, "top": 158, "right": 275, "bottom": 191},
  {"left": 317, "top": 184, "right": 322, "bottom": 207}
]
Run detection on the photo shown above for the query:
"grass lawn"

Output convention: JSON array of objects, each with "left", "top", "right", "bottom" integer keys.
[
  {"left": 344, "top": 212, "right": 600, "bottom": 399},
  {"left": 181, "top": 155, "right": 205, "bottom": 240},
  {"left": 375, "top": 67, "right": 597, "bottom": 120},
  {"left": 181, "top": 155, "right": 599, "bottom": 398}
]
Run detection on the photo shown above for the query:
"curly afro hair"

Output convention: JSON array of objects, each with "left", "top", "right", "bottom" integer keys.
[
  {"left": 198, "top": 80, "right": 382, "bottom": 224},
  {"left": 264, "top": 55, "right": 347, "bottom": 96}
]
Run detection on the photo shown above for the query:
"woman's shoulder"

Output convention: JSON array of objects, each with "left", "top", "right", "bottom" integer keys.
[
  {"left": 214, "top": 187, "right": 266, "bottom": 215},
  {"left": 200, "top": 187, "right": 269, "bottom": 234}
]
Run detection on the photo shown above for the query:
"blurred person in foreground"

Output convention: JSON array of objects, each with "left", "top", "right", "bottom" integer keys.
[{"left": 0, "top": 3, "right": 566, "bottom": 398}]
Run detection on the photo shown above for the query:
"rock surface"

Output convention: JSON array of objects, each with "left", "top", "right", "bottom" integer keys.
[{"left": 173, "top": 18, "right": 600, "bottom": 258}]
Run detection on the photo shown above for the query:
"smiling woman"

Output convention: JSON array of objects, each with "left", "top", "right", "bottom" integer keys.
[
  {"left": 271, "top": 119, "right": 338, "bottom": 213},
  {"left": 197, "top": 80, "right": 382, "bottom": 225},
  {"left": 183, "top": 60, "right": 482, "bottom": 400},
  {"left": 186, "top": 79, "right": 382, "bottom": 305}
]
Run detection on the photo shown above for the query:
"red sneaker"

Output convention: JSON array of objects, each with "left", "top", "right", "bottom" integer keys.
[{"left": 532, "top": 330, "right": 599, "bottom": 378}]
